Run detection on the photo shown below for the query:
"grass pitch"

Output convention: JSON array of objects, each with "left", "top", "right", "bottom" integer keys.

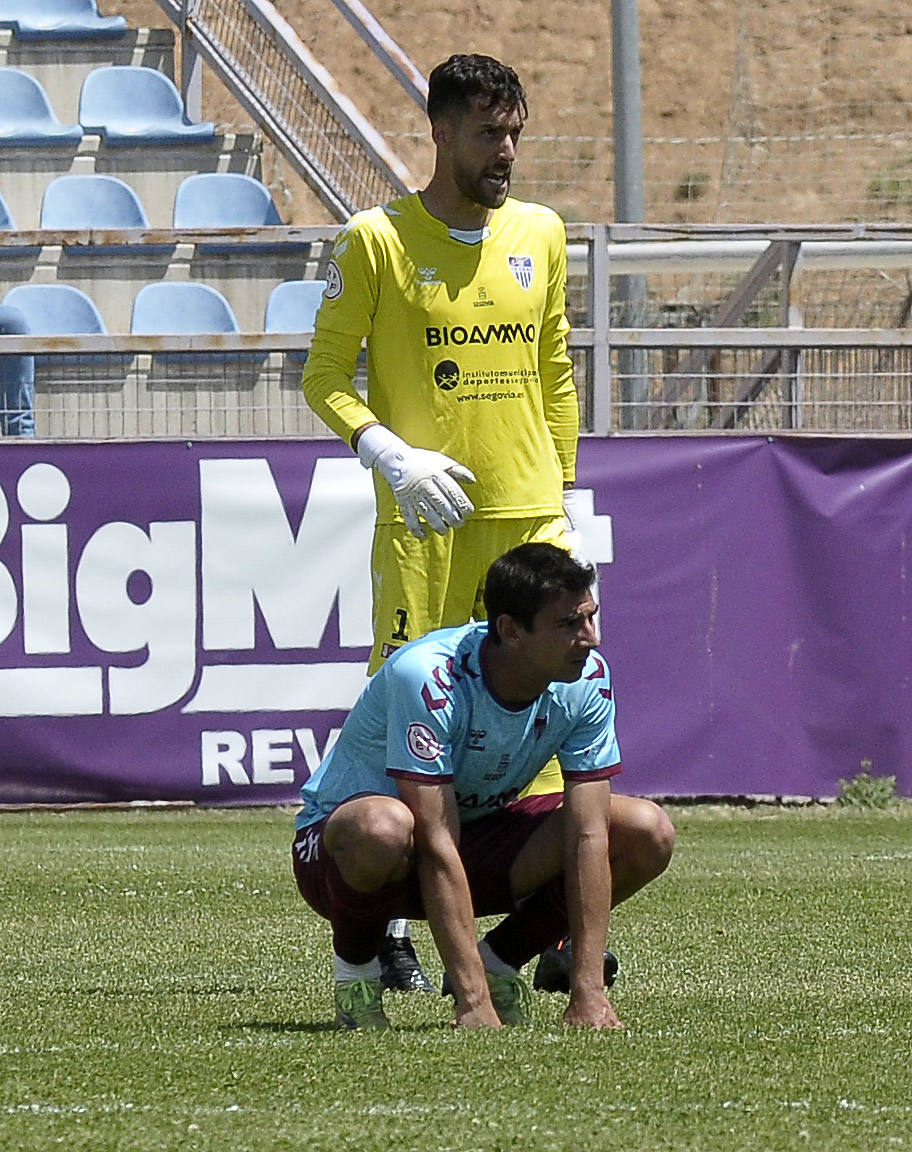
[{"left": 1, "top": 802, "right": 910, "bottom": 1152}]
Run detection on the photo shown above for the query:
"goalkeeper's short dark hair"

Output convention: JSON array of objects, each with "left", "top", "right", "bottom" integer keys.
[
  {"left": 483, "top": 543, "right": 595, "bottom": 642},
  {"left": 426, "top": 54, "right": 527, "bottom": 125}
]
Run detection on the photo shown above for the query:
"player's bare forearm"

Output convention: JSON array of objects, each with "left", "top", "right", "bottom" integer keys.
[
  {"left": 415, "top": 850, "right": 500, "bottom": 1028},
  {"left": 397, "top": 779, "right": 500, "bottom": 1028},
  {"left": 350, "top": 420, "right": 379, "bottom": 450},
  {"left": 562, "top": 778, "right": 623, "bottom": 1029}
]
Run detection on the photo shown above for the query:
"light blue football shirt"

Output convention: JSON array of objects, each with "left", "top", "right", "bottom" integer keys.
[{"left": 295, "top": 622, "right": 621, "bottom": 831}]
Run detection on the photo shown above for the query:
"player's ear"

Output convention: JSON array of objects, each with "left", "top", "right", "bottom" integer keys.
[
  {"left": 430, "top": 111, "right": 458, "bottom": 148},
  {"left": 496, "top": 613, "right": 523, "bottom": 648}
]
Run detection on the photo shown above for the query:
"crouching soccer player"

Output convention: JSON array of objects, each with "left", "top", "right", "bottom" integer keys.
[{"left": 291, "top": 544, "right": 675, "bottom": 1029}]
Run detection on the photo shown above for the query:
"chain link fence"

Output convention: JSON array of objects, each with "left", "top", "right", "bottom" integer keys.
[
  {"left": 608, "top": 342, "right": 912, "bottom": 434},
  {"left": 513, "top": 4, "right": 912, "bottom": 227},
  {"left": 10, "top": 330, "right": 912, "bottom": 440},
  {"left": 369, "top": 2, "right": 912, "bottom": 229}
]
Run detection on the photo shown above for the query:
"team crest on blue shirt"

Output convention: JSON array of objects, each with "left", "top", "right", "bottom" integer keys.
[
  {"left": 407, "top": 722, "right": 443, "bottom": 762},
  {"left": 508, "top": 255, "right": 534, "bottom": 290}
]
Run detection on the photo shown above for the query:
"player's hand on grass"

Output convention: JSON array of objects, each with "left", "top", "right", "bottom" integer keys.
[
  {"left": 563, "top": 991, "right": 624, "bottom": 1030},
  {"left": 452, "top": 1000, "right": 503, "bottom": 1029},
  {"left": 356, "top": 424, "right": 475, "bottom": 539}
]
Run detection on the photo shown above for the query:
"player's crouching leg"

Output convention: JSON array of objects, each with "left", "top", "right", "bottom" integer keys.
[
  {"left": 607, "top": 794, "right": 676, "bottom": 905},
  {"left": 292, "top": 795, "right": 418, "bottom": 1030}
]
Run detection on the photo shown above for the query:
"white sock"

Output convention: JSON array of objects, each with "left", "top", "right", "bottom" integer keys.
[
  {"left": 333, "top": 954, "right": 381, "bottom": 983},
  {"left": 478, "top": 937, "right": 518, "bottom": 977},
  {"left": 386, "top": 919, "right": 410, "bottom": 939}
]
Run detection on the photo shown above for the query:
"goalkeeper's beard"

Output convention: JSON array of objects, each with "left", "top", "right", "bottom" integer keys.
[{"left": 454, "top": 162, "right": 512, "bottom": 210}]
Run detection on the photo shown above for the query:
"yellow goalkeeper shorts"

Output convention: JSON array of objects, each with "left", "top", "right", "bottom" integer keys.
[{"left": 368, "top": 514, "right": 567, "bottom": 674}]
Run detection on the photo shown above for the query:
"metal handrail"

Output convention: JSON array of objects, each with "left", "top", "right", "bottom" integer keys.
[
  {"left": 156, "top": 0, "right": 414, "bottom": 219},
  {"left": 6, "top": 328, "right": 912, "bottom": 354},
  {"left": 326, "top": 0, "right": 427, "bottom": 109},
  {"left": 0, "top": 226, "right": 339, "bottom": 249}
]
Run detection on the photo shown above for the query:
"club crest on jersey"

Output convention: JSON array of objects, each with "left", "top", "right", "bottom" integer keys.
[
  {"left": 324, "top": 259, "right": 344, "bottom": 300},
  {"left": 508, "top": 255, "right": 534, "bottom": 290},
  {"left": 407, "top": 722, "right": 443, "bottom": 762}
]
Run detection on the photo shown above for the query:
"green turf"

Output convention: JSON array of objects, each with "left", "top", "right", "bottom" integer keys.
[{"left": 1, "top": 803, "right": 910, "bottom": 1151}]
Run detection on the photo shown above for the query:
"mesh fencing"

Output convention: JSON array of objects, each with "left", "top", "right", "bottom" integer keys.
[
  {"left": 524, "top": 3, "right": 912, "bottom": 226},
  {"left": 167, "top": 1, "right": 912, "bottom": 231},
  {"left": 375, "top": 3, "right": 912, "bottom": 228},
  {"left": 23, "top": 351, "right": 332, "bottom": 440},
  {"left": 610, "top": 345, "right": 912, "bottom": 434},
  {"left": 573, "top": 265, "right": 912, "bottom": 333},
  {"left": 175, "top": 0, "right": 406, "bottom": 215},
  {"left": 10, "top": 335, "right": 912, "bottom": 440}
]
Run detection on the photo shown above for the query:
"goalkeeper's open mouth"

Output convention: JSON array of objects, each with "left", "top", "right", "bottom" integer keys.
[{"left": 483, "top": 166, "right": 511, "bottom": 195}]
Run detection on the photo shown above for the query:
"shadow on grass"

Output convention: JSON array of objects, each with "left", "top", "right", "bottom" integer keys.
[
  {"left": 224, "top": 1019, "right": 337, "bottom": 1035},
  {"left": 224, "top": 1019, "right": 450, "bottom": 1036}
]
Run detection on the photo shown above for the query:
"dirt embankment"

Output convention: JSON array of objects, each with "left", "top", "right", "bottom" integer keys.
[{"left": 116, "top": 1, "right": 912, "bottom": 225}]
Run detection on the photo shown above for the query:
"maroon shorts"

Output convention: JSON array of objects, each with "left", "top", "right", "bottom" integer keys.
[{"left": 291, "top": 792, "right": 563, "bottom": 926}]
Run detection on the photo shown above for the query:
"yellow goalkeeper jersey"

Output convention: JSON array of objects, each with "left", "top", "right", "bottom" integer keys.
[{"left": 301, "top": 192, "right": 578, "bottom": 523}]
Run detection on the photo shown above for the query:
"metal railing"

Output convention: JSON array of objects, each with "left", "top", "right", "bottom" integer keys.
[
  {"left": 607, "top": 328, "right": 912, "bottom": 433},
  {"left": 325, "top": 0, "right": 427, "bottom": 110},
  {"left": 4, "top": 326, "right": 912, "bottom": 440},
  {"left": 2, "top": 225, "right": 912, "bottom": 438},
  {"left": 155, "top": 0, "right": 414, "bottom": 220}
]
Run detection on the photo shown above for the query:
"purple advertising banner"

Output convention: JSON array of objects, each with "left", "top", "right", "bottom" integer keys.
[{"left": 0, "top": 436, "right": 909, "bottom": 805}]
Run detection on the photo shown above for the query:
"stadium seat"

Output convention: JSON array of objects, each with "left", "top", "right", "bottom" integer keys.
[
  {"left": 131, "top": 282, "right": 262, "bottom": 372},
  {"left": 78, "top": 67, "right": 215, "bottom": 146},
  {"left": 2, "top": 283, "right": 107, "bottom": 334},
  {"left": 0, "top": 303, "right": 35, "bottom": 437},
  {"left": 0, "top": 194, "right": 15, "bottom": 230},
  {"left": 0, "top": 192, "right": 40, "bottom": 261},
  {"left": 173, "top": 173, "right": 283, "bottom": 227},
  {"left": 0, "top": 70, "right": 83, "bottom": 147},
  {"left": 265, "top": 279, "right": 327, "bottom": 332},
  {"left": 264, "top": 279, "right": 327, "bottom": 363},
  {"left": 2, "top": 285, "right": 116, "bottom": 416},
  {"left": 130, "top": 282, "right": 240, "bottom": 335},
  {"left": 40, "top": 175, "right": 150, "bottom": 229},
  {"left": 0, "top": 0, "right": 127, "bottom": 40}
]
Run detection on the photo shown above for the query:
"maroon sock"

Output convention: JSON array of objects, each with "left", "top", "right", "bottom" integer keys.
[
  {"left": 326, "top": 864, "right": 411, "bottom": 965},
  {"left": 482, "top": 876, "right": 568, "bottom": 971}
]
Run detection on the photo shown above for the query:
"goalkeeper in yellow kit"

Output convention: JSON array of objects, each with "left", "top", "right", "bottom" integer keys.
[{"left": 301, "top": 53, "right": 610, "bottom": 997}]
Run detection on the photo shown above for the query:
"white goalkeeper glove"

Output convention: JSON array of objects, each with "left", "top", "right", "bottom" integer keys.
[
  {"left": 563, "top": 487, "right": 600, "bottom": 604},
  {"left": 356, "top": 424, "right": 476, "bottom": 540},
  {"left": 562, "top": 487, "right": 587, "bottom": 560}
]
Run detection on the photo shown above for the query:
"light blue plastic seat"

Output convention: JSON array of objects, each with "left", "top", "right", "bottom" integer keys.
[
  {"left": 0, "top": 0, "right": 126, "bottom": 40},
  {"left": 173, "top": 173, "right": 283, "bottom": 227},
  {"left": 131, "top": 281, "right": 261, "bottom": 369},
  {"left": 0, "top": 193, "right": 15, "bottom": 230},
  {"left": 131, "top": 282, "right": 239, "bottom": 335},
  {"left": 265, "top": 280, "right": 327, "bottom": 332},
  {"left": 265, "top": 279, "right": 327, "bottom": 364},
  {"left": 2, "top": 283, "right": 108, "bottom": 371},
  {"left": 0, "top": 303, "right": 35, "bottom": 437},
  {"left": 79, "top": 67, "right": 215, "bottom": 146},
  {"left": 40, "top": 175, "right": 150, "bottom": 229},
  {"left": 0, "top": 70, "right": 83, "bottom": 147},
  {"left": 3, "top": 283, "right": 107, "bottom": 335}
]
